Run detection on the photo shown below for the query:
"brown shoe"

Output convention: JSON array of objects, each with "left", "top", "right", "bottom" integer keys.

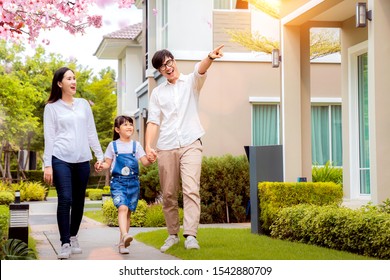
[{"left": 122, "top": 234, "right": 133, "bottom": 248}]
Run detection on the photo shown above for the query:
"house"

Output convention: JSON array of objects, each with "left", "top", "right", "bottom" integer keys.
[
  {"left": 95, "top": 0, "right": 389, "bottom": 206},
  {"left": 276, "top": 0, "right": 390, "bottom": 206}
]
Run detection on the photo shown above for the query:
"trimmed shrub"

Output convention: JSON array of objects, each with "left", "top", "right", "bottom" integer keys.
[
  {"left": 258, "top": 182, "right": 343, "bottom": 233},
  {"left": 270, "top": 204, "right": 390, "bottom": 259},
  {"left": 88, "top": 189, "right": 104, "bottom": 200}
]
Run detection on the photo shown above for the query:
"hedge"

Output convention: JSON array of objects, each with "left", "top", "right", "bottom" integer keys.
[
  {"left": 270, "top": 204, "right": 390, "bottom": 259},
  {"left": 258, "top": 182, "right": 343, "bottom": 233}
]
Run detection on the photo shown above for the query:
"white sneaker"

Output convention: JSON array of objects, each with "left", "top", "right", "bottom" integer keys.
[
  {"left": 70, "top": 236, "right": 82, "bottom": 254},
  {"left": 184, "top": 236, "right": 200, "bottom": 250},
  {"left": 160, "top": 235, "right": 179, "bottom": 253},
  {"left": 57, "top": 243, "right": 71, "bottom": 259}
]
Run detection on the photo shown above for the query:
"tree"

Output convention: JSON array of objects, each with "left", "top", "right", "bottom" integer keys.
[
  {"left": 85, "top": 68, "right": 117, "bottom": 150},
  {"left": 228, "top": 0, "right": 340, "bottom": 59},
  {"left": 0, "top": 41, "right": 117, "bottom": 181},
  {"left": 0, "top": 0, "right": 135, "bottom": 44}
]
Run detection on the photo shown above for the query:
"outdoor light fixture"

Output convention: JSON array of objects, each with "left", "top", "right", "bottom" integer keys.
[
  {"left": 271, "top": 49, "right": 281, "bottom": 68},
  {"left": 9, "top": 191, "right": 29, "bottom": 244},
  {"left": 356, "top": 2, "right": 372, "bottom": 28},
  {"left": 14, "top": 190, "right": 20, "bottom": 204},
  {"left": 142, "top": 108, "right": 148, "bottom": 119}
]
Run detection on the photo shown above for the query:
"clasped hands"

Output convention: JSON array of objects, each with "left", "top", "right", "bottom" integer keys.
[{"left": 146, "top": 148, "right": 157, "bottom": 163}]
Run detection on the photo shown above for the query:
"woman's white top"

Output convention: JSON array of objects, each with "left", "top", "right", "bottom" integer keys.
[{"left": 43, "top": 98, "right": 103, "bottom": 167}]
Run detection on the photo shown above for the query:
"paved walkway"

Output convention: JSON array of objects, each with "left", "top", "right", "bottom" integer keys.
[{"left": 28, "top": 197, "right": 250, "bottom": 260}]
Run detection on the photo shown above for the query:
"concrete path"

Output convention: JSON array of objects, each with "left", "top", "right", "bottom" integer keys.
[
  {"left": 29, "top": 197, "right": 179, "bottom": 260},
  {"left": 28, "top": 197, "right": 250, "bottom": 260}
]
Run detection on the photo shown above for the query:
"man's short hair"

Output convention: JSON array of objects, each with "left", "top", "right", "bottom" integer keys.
[{"left": 152, "top": 49, "right": 174, "bottom": 70}]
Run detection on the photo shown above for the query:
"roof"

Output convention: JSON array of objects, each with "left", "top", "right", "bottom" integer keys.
[
  {"left": 103, "top": 22, "right": 143, "bottom": 40},
  {"left": 94, "top": 22, "right": 143, "bottom": 59}
]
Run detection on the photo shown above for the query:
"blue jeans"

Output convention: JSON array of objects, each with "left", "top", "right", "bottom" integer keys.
[{"left": 52, "top": 156, "right": 90, "bottom": 245}]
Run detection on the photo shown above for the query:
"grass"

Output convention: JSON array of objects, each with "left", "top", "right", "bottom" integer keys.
[
  {"left": 82, "top": 207, "right": 376, "bottom": 260},
  {"left": 83, "top": 210, "right": 105, "bottom": 223},
  {"left": 84, "top": 203, "right": 102, "bottom": 209},
  {"left": 47, "top": 188, "right": 57, "bottom": 197},
  {"left": 134, "top": 228, "right": 375, "bottom": 260}
]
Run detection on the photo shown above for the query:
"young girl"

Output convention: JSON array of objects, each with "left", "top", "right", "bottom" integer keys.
[{"left": 96, "top": 115, "right": 152, "bottom": 254}]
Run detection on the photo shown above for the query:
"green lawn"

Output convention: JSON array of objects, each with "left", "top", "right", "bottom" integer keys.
[
  {"left": 134, "top": 228, "right": 375, "bottom": 260},
  {"left": 82, "top": 209, "right": 375, "bottom": 260},
  {"left": 47, "top": 188, "right": 57, "bottom": 197},
  {"left": 83, "top": 210, "right": 105, "bottom": 223}
]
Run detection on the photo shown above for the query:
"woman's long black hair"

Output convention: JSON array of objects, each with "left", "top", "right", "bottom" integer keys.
[
  {"left": 47, "top": 67, "right": 74, "bottom": 103},
  {"left": 113, "top": 115, "right": 134, "bottom": 140}
]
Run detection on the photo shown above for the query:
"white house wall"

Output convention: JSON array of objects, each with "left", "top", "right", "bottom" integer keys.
[
  {"left": 121, "top": 47, "right": 143, "bottom": 117},
  {"left": 167, "top": 0, "right": 213, "bottom": 51}
]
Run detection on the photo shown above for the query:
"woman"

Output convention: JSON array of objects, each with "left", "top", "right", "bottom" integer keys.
[{"left": 43, "top": 67, "right": 103, "bottom": 259}]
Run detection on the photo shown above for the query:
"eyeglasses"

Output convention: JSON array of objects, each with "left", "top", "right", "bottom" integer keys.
[{"left": 159, "top": 59, "right": 174, "bottom": 71}]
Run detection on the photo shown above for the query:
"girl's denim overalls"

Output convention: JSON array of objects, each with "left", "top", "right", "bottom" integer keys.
[{"left": 110, "top": 141, "right": 140, "bottom": 211}]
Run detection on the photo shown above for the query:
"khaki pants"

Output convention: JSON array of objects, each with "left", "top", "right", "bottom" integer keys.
[{"left": 157, "top": 140, "right": 203, "bottom": 237}]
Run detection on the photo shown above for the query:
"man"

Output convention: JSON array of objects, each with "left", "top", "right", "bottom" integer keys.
[{"left": 145, "top": 45, "right": 224, "bottom": 252}]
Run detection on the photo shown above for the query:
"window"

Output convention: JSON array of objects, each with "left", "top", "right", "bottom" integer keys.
[
  {"left": 251, "top": 101, "right": 343, "bottom": 167},
  {"left": 214, "top": 0, "right": 248, "bottom": 9},
  {"left": 157, "top": 0, "right": 168, "bottom": 49},
  {"left": 348, "top": 41, "right": 370, "bottom": 198},
  {"left": 358, "top": 53, "right": 370, "bottom": 194},
  {"left": 252, "top": 104, "right": 280, "bottom": 146},
  {"left": 311, "top": 105, "right": 343, "bottom": 166}
]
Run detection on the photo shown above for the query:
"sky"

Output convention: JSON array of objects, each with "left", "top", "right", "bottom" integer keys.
[{"left": 26, "top": 3, "right": 143, "bottom": 76}]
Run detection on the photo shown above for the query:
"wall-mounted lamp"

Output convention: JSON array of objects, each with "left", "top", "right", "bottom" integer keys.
[
  {"left": 356, "top": 2, "right": 372, "bottom": 28},
  {"left": 271, "top": 49, "right": 281, "bottom": 68},
  {"left": 141, "top": 108, "right": 148, "bottom": 119}
]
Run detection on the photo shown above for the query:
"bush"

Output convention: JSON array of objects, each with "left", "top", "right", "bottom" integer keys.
[
  {"left": 258, "top": 182, "right": 343, "bottom": 233},
  {"left": 88, "top": 189, "right": 104, "bottom": 200},
  {"left": 144, "top": 204, "right": 166, "bottom": 227},
  {"left": 0, "top": 205, "right": 9, "bottom": 240},
  {"left": 312, "top": 161, "right": 343, "bottom": 184},
  {"left": 9, "top": 181, "right": 46, "bottom": 202},
  {"left": 200, "top": 155, "right": 249, "bottom": 224},
  {"left": 139, "top": 162, "right": 160, "bottom": 202},
  {"left": 102, "top": 199, "right": 118, "bottom": 227},
  {"left": 270, "top": 204, "right": 390, "bottom": 259},
  {"left": 143, "top": 203, "right": 184, "bottom": 227},
  {"left": 0, "top": 192, "right": 14, "bottom": 205},
  {"left": 101, "top": 198, "right": 184, "bottom": 228},
  {"left": 139, "top": 155, "right": 250, "bottom": 224},
  {"left": 132, "top": 200, "right": 148, "bottom": 227}
]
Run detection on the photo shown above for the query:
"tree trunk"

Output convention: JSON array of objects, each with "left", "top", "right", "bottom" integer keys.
[{"left": 3, "top": 142, "right": 12, "bottom": 182}]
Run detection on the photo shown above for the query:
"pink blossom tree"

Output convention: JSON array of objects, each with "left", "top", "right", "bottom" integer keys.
[{"left": 0, "top": 0, "right": 135, "bottom": 45}]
